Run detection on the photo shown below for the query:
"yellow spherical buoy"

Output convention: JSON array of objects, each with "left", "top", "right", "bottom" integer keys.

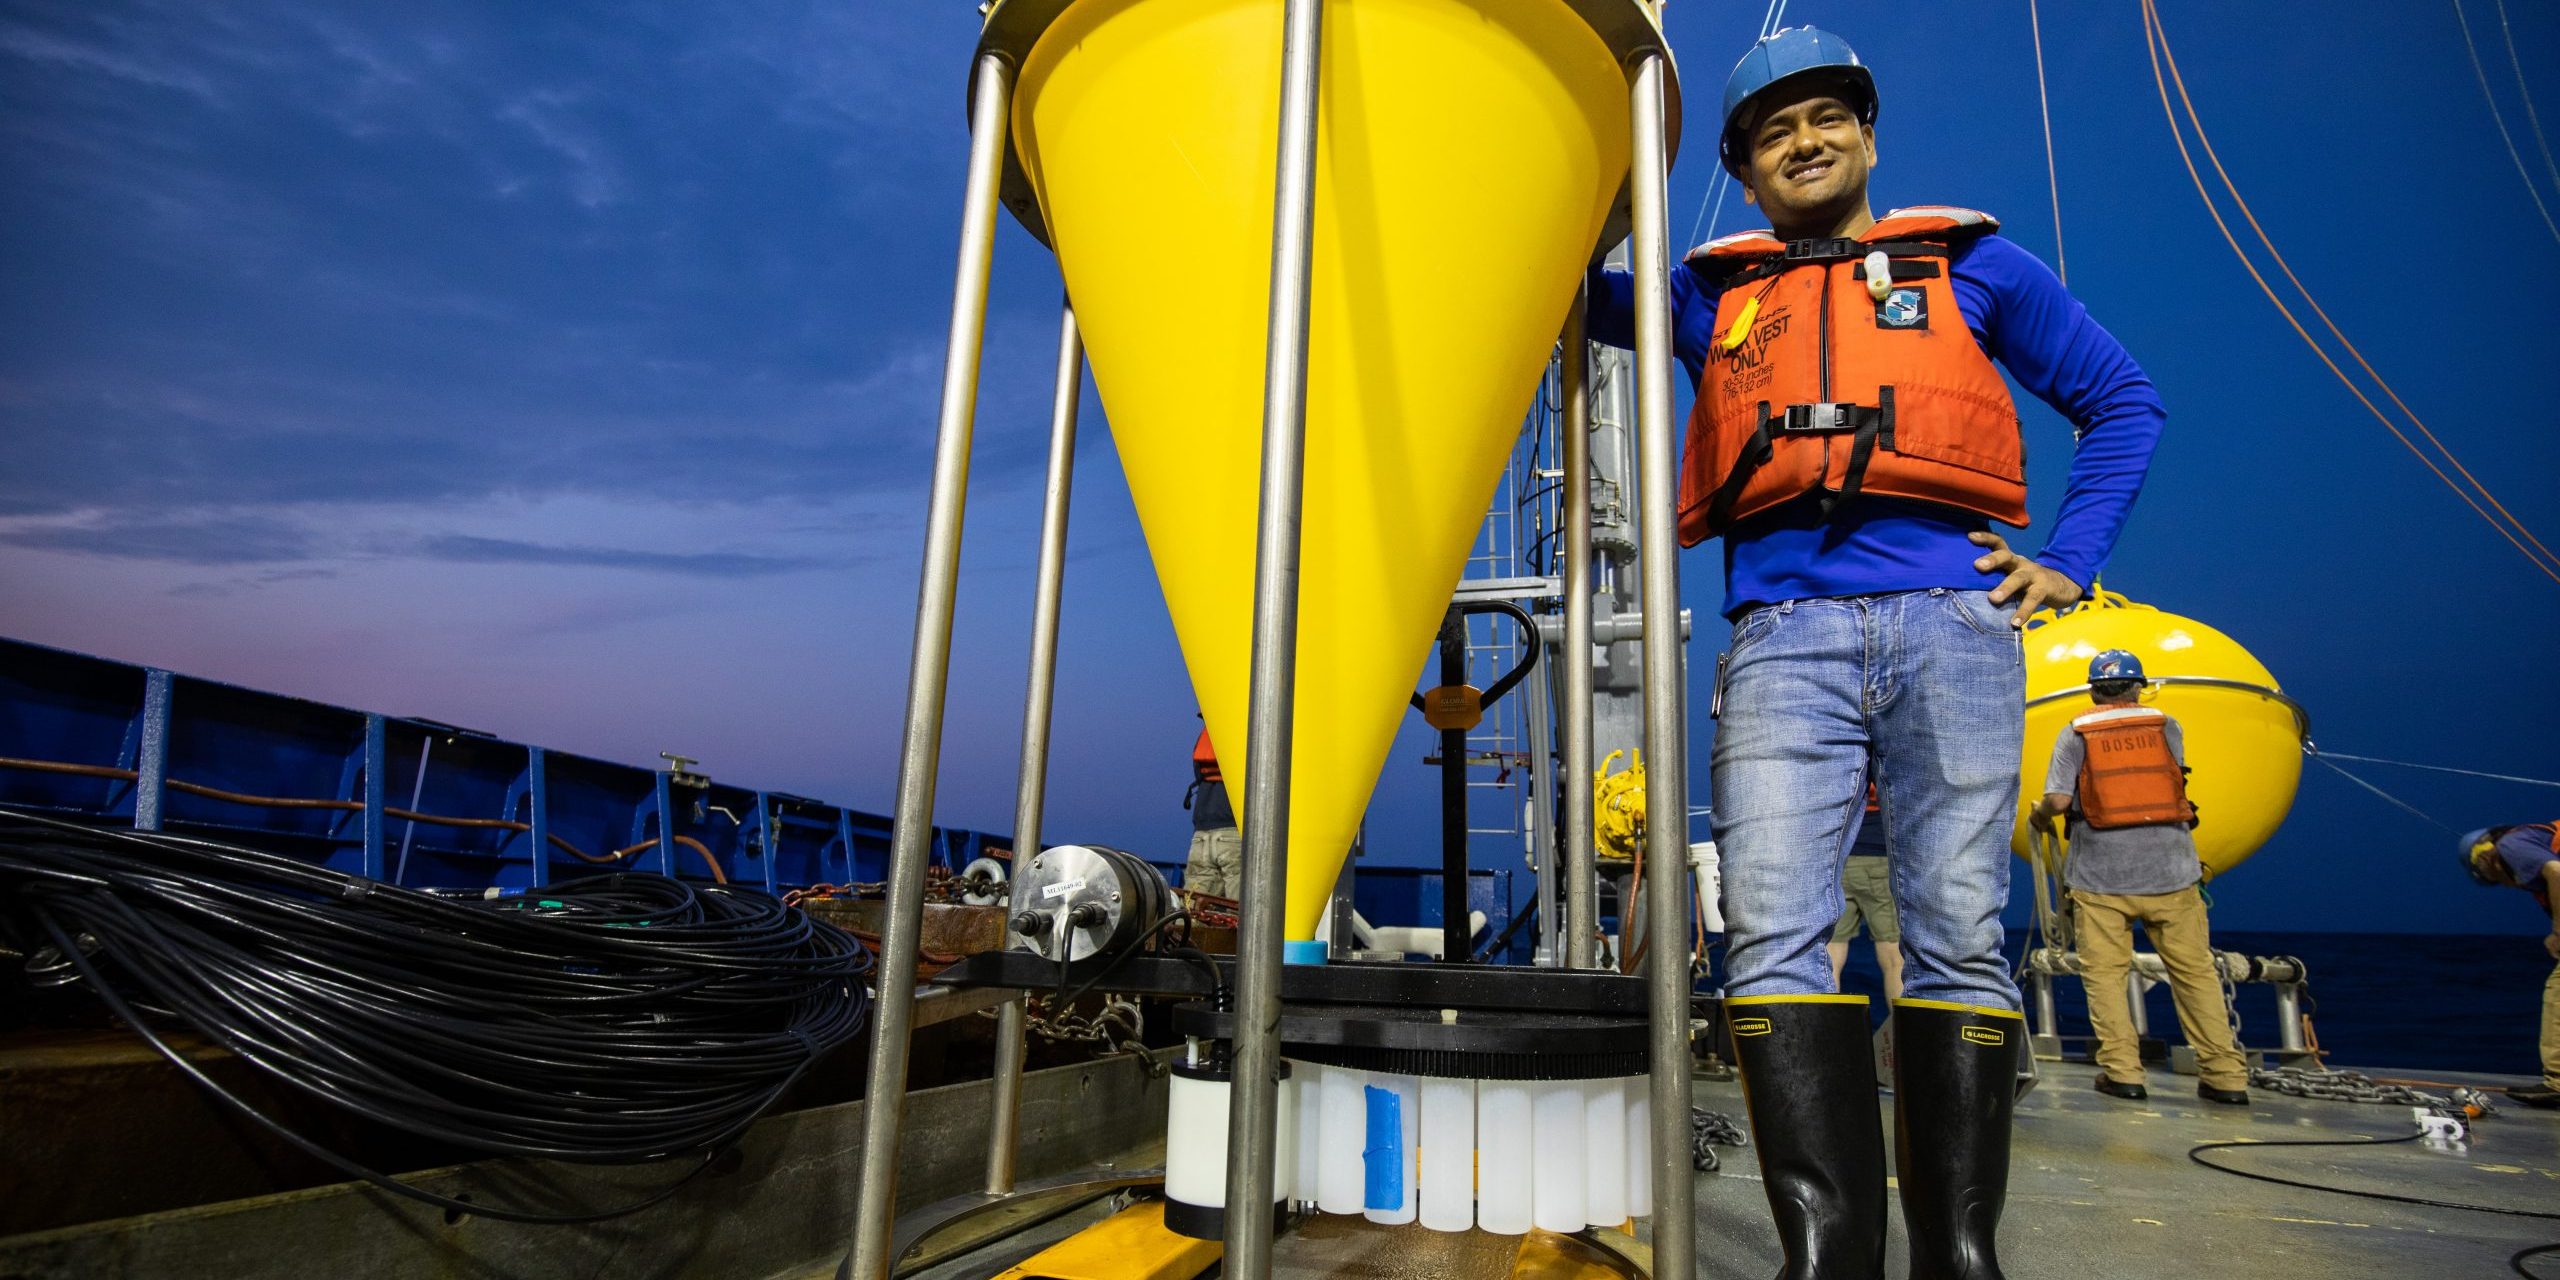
[{"left": 2012, "top": 589, "right": 2304, "bottom": 879}]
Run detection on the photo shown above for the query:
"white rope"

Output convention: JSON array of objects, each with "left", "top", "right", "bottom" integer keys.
[
  {"left": 1683, "top": 0, "right": 1788, "bottom": 251},
  {"left": 2453, "top": 0, "right": 2560, "bottom": 246},
  {"left": 2028, "top": 0, "right": 2067, "bottom": 282},
  {"left": 2304, "top": 752, "right": 2455, "bottom": 832},
  {"left": 2493, "top": 0, "right": 2560, "bottom": 204},
  {"left": 2304, "top": 747, "right": 2560, "bottom": 791}
]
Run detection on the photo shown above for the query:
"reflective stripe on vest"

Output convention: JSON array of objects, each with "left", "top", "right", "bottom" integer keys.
[
  {"left": 2069, "top": 706, "right": 2194, "bottom": 830},
  {"left": 1674, "top": 207, "right": 2028, "bottom": 546}
]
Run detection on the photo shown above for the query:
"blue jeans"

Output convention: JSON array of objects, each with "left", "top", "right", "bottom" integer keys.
[{"left": 1711, "top": 589, "right": 2023, "bottom": 1008}]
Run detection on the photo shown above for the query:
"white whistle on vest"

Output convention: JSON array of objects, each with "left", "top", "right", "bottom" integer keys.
[{"left": 1864, "top": 250, "right": 1892, "bottom": 301}]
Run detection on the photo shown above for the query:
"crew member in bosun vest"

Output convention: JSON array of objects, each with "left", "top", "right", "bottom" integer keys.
[
  {"left": 1182, "top": 717, "right": 1242, "bottom": 901},
  {"left": 2030, "top": 651, "right": 2248, "bottom": 1108},
  {"left": 1587, "top": 25, "right": 2168, "bottom": 1280},
  {"left": 2460, "top": 820, "right": 2560, "bottom": 1109}
]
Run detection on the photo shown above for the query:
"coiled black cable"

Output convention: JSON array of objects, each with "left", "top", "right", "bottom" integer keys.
[{"left": 0, "top": 808, "right": 872, "bottom": 1223}]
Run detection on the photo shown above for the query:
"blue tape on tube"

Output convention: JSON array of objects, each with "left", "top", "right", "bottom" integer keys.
[{"left": 1362, "top": 1084, "right": 1403, "bottom": 1211}]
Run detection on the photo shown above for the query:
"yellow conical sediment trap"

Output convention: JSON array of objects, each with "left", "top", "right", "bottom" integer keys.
[{"left": 997, "top": 0, "right": 1658, "bottom": 941}]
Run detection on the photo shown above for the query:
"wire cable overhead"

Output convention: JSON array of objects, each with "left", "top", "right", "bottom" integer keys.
[
  {"left": 2028, "top": 0, "right": 2067, "bottom": 282},
  {"left": 2141, "top": 0, "right": 2560, "bottom": 588},
  {"left": 1683, "top": 0, "right": 1789, "bottom": 250},
  {"left": 2453, "top": 0, "right": 2560, "bottom": 245}
]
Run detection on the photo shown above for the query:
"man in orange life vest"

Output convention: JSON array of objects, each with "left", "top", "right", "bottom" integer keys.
[
  {"left": 2459, "top": 821, "right": 2560, "bottom": 1108},
  {"left": 2030, "top": 650, "right": 2249, "bottom": 1107},
  {"left": 1182, "top": 720, "right": 1241, "bottom": 901},
  {"left": 1588, "top": 24, "right": 2169, "bottom": 1280}
]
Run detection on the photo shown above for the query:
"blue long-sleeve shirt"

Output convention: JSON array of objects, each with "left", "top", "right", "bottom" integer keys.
[{"left": 1589, "top": 232, "right": 2165, "bottom": 616}]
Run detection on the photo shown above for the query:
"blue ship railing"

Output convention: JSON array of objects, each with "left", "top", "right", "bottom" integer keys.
[{"left": 0, "top": 635, "right": 1010, "bottom": 894}]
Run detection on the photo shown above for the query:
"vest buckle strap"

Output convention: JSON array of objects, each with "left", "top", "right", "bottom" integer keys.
[
  {"left": 1783, "top": 236, "right": 1863, "bottom": 261},
  {"left": 1779, "top": 401, "right": 1878, "bottom": 433}
]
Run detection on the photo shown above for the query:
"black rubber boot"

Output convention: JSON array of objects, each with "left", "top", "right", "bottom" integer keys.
[
  {"left": 1891, "top": 1000, "right": 2020, "bottom": 1280},
  {"left": 1728, "top": 995, "right": 1887, "bottom": 1280}
]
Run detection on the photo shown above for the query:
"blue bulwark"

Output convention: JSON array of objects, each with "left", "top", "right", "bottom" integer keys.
[{"left": 0, "top": 636, "right": 1013, "bottom": 893}]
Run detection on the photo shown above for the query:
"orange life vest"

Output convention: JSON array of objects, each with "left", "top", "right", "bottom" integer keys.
[
  {"left": 1677, "top": 206, "right": 2028, "bottom": 545},
  {"left": 1191, "top": 728, "right": 1221, "bottom": 786},
  {"left": 2070, "top": 706, "right": 2194, "bottom": 830}
]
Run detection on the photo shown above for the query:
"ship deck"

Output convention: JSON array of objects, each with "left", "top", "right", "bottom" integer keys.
[
  {"left": 906, "top": 1064, "right": 2560, "bottom": 1280},
  {"left": 7, "top": 1048, "right": 2550, "bottom": 1278}
]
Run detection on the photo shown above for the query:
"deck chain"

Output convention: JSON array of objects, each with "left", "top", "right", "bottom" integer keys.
[
  {"left": 1691, "top": 1106, "right": 1749, "bottom": 1172},
  {"left": 2249, "top": 1065, "right": 2498, "bottom": 1116},
  {"left": 1005, "top": 993, "right": 1166, "bottom": 1078}
]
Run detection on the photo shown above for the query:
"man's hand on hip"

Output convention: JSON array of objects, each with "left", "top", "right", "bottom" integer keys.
[
  {"left": 2543, "top": 932, "right": 2559, "bottom": 962},
  {"left": 1970, "top": 531, "right": 2085, "bottom": 627}
]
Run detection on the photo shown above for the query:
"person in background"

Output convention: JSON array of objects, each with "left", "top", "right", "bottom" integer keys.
[
  {"left": 1182, "top": 718, "right": 1241, "bottom": 901},
  {"left": 2031, "top": 649, "right": 2248, "bottom": 1107},
  {"left": 1589, "top": 24, "right": 2169, "bottom": 1278},
  {"left": 1828, "top": 782, "right": 1904, "bottom": 999},
  {"left": 2460, "top": 821, "right": 2560, "bottom": 1108}
]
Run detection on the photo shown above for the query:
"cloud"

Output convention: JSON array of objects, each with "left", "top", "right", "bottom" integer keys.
[
  {"left": 497, "top": 90, "right": 624, "bottom": 209},
  {"left": 0, "top": 2, "right": 1062, "bottom": 528},
  {"left": 410, "top": 534, "right": 821, "bottom": 578},
  {"left": 0, "top": 513, "right": 318, "bottom": 564},
  {"left": 0, "top": 18, "right": 223, "bottom": 101}
]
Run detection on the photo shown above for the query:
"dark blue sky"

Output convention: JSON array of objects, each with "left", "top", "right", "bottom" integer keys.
[{"left": 2, "top": 2, "right": 2554, "bottom": 934}]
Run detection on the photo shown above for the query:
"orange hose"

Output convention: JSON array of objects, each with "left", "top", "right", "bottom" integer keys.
[{"left": 0, "top": 755, "right": 729, "bottom": 883}]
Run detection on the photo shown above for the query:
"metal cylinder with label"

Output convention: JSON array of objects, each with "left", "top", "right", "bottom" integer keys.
[{"left": 1004, "top": 843, "right": 1175, "bottom": 962}]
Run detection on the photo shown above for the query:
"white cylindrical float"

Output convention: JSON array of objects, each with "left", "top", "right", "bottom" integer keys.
[
  {"left": 1363, "top": 1073, "right": 1421, "bottom": 1225},
  {"left": 1583, "top": 1076, "right": 1628, "bottom": 1227},
  {"left": 1475, "top": 1079, "right": 1535, "bottom": 1234},
  {"left": 1531, "top": 1081, "right": 1589, "bottom": 1232},
  {"left": 1417, "top": 1076, "right": 1476, "bottom": 1231},
  {"left": 1163, "top": 1048, "right": 1292, "bottom": 1240},
  {"left": 1163, "top": 1051, "right": 1229, "bottom": 1239}
]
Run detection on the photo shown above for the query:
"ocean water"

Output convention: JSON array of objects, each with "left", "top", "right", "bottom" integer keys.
[{"left": 1823, "top": 929, "right": 2555, "bottom": 1080}]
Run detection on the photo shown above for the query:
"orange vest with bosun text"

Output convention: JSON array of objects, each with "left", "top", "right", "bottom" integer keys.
[
  {"left": 2070, "top": 706, "right": 2195, "bottom": 830},
  {"left": 1677, "top": 207, "right": 2028, "bottom": 545}
]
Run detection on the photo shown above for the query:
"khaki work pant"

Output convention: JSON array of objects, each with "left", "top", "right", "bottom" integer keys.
[
  {"left": 2543, "top": 959, "right": 2560, "bottom": 1091},
  {"left": 1184, "top": 826, "right": 1242, "bottom": 901},
  {"left": 2071, "top": 885, "right": 2250, "bottom": 1091}
]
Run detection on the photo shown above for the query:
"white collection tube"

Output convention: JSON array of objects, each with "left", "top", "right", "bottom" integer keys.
[
  {"left": 1475, "top": 1080, "right": 1535, "bottom": 1234},
  {"left": 1417, "top": 1077, "right": 1476, "bottom": 1231},
  {"left": 1623, "top": 1079, "right": 1653, "bottom": 1219},
  {"left": 1583, "top": 1076, "right": 1628, "bottom": 1227},
  {"left": 1317, "top": 1065, "right": 1368, "bottom": 1215},
  {"left": 1363, "top": 1074, "right": 1420, "bottom": 1225},
  {"left": 1531, "top": 1081, "right": 1589, "bottom": 1232},
  {"left": 1272, "top": 1066, "right": 1299, "bottom": 1212},
  {"left": 1291, "top": 1061, "right": 1327, "bottom": 1204}
]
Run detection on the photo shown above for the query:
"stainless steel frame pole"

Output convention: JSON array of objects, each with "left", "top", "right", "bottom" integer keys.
[
  {"left": 844, "top": 53, "right": 1015, "bottom": 1280},
  {"left": 1627, "top": 50, "right": 1696, "bottom": 1277},
  {"left": 985, "top": 303, "right": 1085, "bottom": 1197},
  {"left": 1224, "top": 0, "right": 1324, "bottom": 1271},
  {"left": 1558, "top": 293, "right": 1598, "bottom": 971}
]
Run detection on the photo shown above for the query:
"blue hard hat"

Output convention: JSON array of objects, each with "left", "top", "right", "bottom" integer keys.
[
  {"left": 2088, "top": 649, "right": 2146, "bottom": 683},
  {"left": 2458, "top": 828, "right": 2499, "bottom": 883},
  {"left": 1719, "top": 26, "right": 1878, "bottom": 178}
]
